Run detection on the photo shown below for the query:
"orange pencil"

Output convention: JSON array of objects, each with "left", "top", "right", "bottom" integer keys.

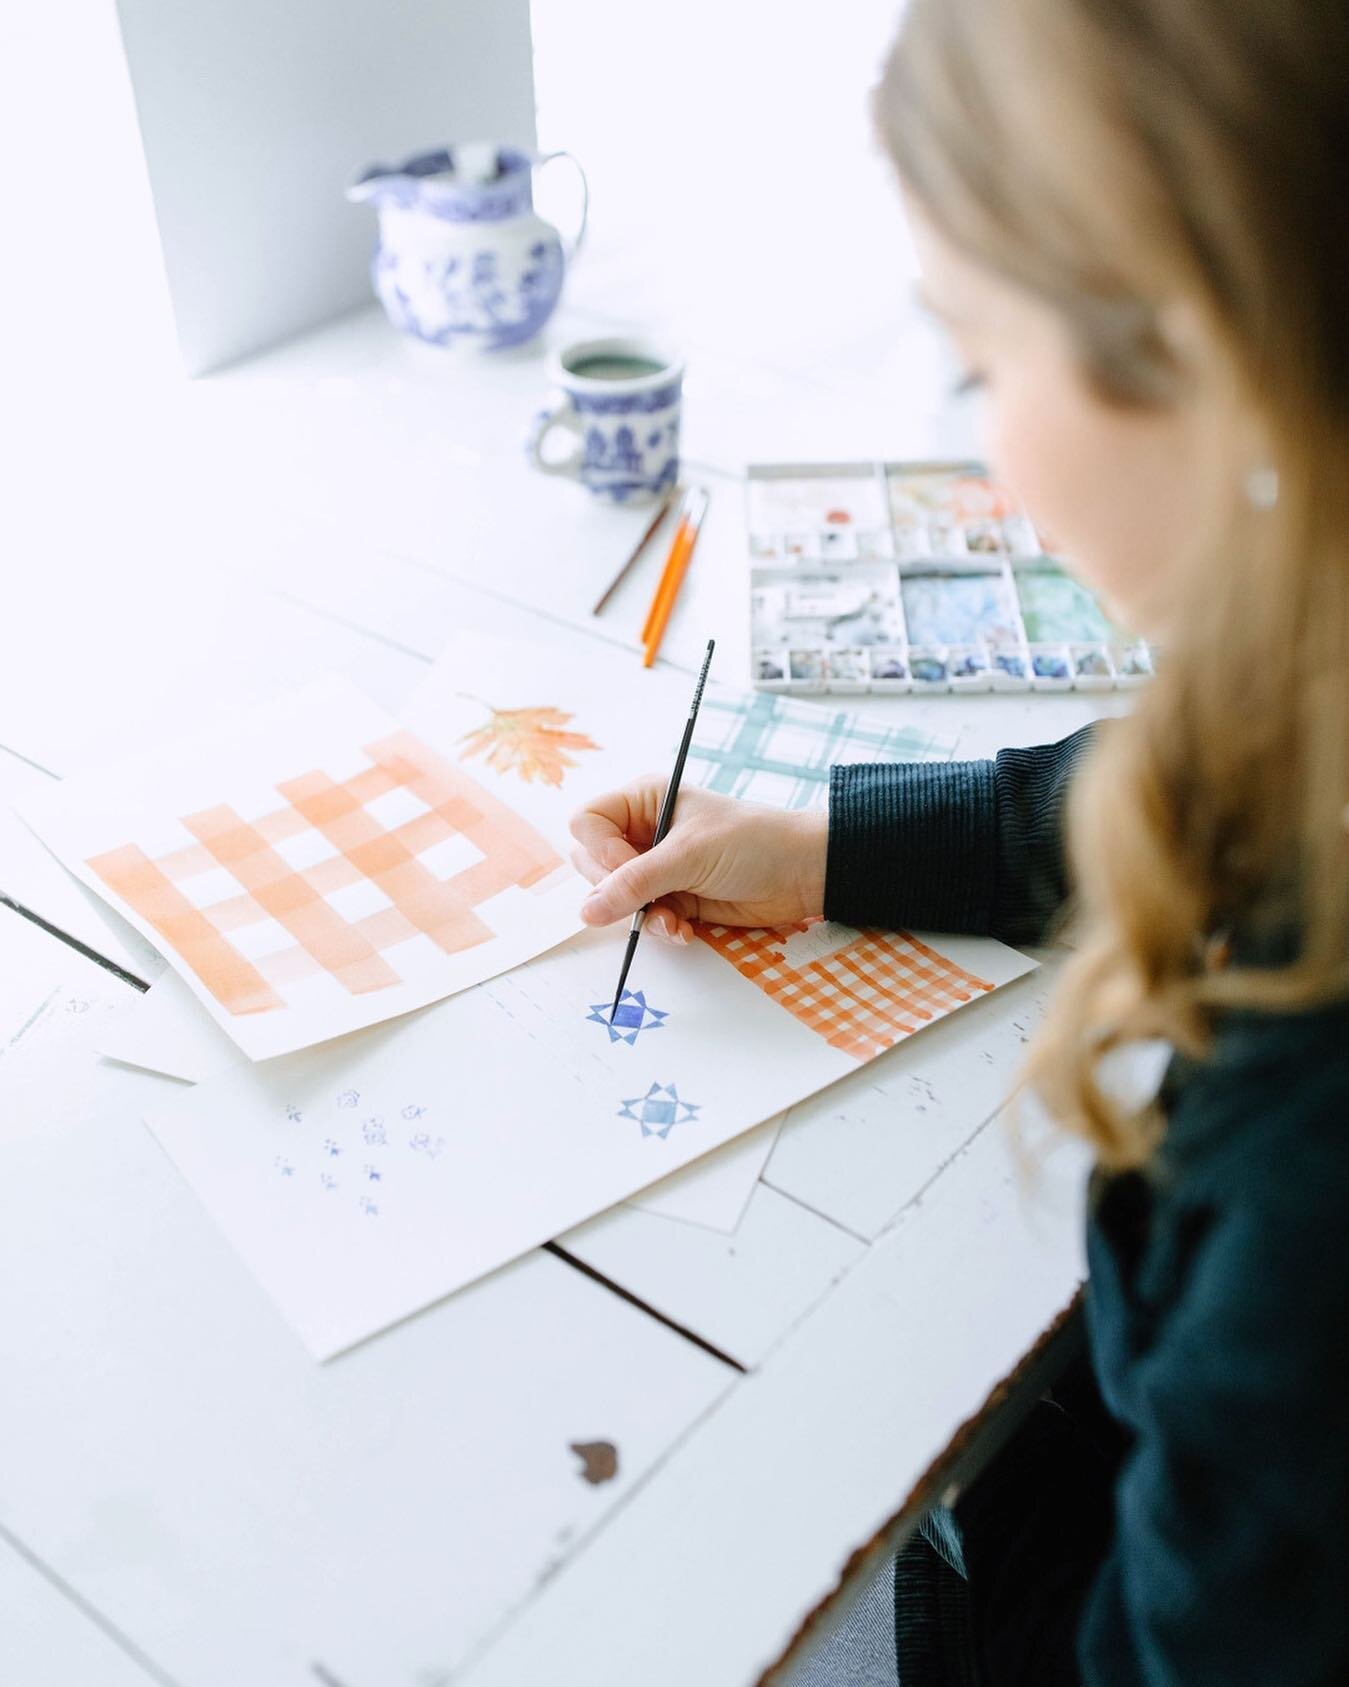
[
  {"left": 639, "top": 488, "right": 694, "bottom": 646},
  {"left": 642, "top": 488, "right": 709, "bottom": 667},
  {"left": 640, "top": 513, "right": 694, "bottom": 648}
]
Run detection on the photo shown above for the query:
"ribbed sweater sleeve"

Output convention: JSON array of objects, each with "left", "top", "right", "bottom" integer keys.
[{"left": 824, "top": 725, "right": 1098, "bottom": 947}]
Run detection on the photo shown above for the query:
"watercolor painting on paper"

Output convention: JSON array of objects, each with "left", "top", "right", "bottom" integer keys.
[
  {"left": 20, "top": 680, "right": 583, "bottom": 1059},
  {"left": 145, "top": 918, "right": 1036, "bottom": 1359},
  {"left": 695, "top": 920, "right": 994, "bottom": 1062},
  {"left": 457, "top": 699, "right": 600, "bottom": 788}
]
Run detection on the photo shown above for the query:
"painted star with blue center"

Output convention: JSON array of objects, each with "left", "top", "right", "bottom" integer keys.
[
  {"left": 617, "top": 1082, "right": 700, "bottom": 1140},
  {"left": 587, "top": 988, "right": 668, "bottom": 1045}
]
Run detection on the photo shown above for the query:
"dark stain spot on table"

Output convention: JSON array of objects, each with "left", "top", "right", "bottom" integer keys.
[{"left": 570, "top": 1439, "right": 618, "bottom": 1485}]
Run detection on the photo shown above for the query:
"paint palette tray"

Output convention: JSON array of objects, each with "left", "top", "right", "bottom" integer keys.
[{"left": 747, "top": 460, "right": 1157, "bottom": 695}]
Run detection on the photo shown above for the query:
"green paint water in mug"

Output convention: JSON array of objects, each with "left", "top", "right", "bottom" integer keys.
[{"left": 565, "top": 354, "right": 668, "bottom": 381}]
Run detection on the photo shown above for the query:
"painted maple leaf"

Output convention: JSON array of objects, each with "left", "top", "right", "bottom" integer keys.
[{"left": 457, "top": 703, "right": 600, "bottom": 788}]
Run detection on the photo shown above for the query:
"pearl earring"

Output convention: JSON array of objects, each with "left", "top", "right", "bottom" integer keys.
[{"left": 1245, "top": 464, "right": 1279, "bottom": 510}]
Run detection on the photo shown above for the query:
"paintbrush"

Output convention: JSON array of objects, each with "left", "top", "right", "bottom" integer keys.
[
  {"left": 591, "top": 490, "right": 678, "bottom": 617},
  {"left": 607, "top": 637, "right": 716, "bottom": 1021}
]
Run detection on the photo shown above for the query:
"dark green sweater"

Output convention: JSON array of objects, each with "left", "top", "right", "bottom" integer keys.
[{"left": 826, "top": 728, "right": 1349, "bottom": 1686}]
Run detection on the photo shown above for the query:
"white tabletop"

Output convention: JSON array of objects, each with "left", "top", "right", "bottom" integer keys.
[{"left": 0, "top": 271, "right": 1125, "bottom": 1685}]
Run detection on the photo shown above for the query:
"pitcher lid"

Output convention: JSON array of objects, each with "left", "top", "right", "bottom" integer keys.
[{"left": 347, "top": 145, "right": 532, "bottom": 207}]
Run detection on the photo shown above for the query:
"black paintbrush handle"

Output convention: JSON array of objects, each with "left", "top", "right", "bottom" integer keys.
[
  {"left": 649, "top": 638, "right": 716, "bottom": 851},
  {"left": 607, "top": 638, "right": 715, "bottom": 1020}
]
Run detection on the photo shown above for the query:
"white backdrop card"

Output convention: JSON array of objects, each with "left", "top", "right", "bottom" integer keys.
[
  {"left": 19, "top": 679, "right": 582, "bottom": 1058},
  {"left": 145, "top": 920, "right": 1034, "bottom": 1358}
]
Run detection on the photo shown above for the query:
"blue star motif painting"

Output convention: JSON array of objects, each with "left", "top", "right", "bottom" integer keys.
[
  {"left": 587, "top": 989, "right": 668, "bottom": 1046},
  {"left": 617, "top": 1082, "right": 700, "bottom": 1140}
]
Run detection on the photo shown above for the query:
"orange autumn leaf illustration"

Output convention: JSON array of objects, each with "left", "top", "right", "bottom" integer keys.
[{"left": 457, "top": 703, "right": 601, "bottom": 788}]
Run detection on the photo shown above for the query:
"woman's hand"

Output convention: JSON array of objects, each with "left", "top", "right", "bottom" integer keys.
[{"left": 569, "top": 778, "right": 828, "bottom": 943}]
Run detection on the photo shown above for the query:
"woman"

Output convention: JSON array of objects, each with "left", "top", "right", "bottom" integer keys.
[{"left": 571, "top": 0, "right": 1348, "bottom": 1679}]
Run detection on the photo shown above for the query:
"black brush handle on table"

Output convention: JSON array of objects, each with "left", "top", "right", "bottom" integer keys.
[{"left": 607, "top": 638, "right": 716, "bottom": 1022}]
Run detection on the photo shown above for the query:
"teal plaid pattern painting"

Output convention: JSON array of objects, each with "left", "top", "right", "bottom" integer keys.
[{"left": 685, "top": 692, "right": 954, "bottom": 812}]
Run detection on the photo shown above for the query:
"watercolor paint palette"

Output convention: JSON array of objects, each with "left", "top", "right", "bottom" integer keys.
[{"left": 747, "top": 461, "right": 1158, "bottom": 695}]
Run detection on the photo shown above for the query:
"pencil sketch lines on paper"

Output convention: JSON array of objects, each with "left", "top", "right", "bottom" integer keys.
[
  {"left": 84, "top": 730, "right": 563, "bottom": 1019},
  {"left": 362, "top": 1117, "right": 387, "bottom": 1145},
  {"left": 587, "top": 988, "right": 668, "bottom": 1045},
  {"left": 694, "top": 921, "right": 994, "bottom": 1061},
  {"left": 618, "top": 1082, "right": 700, "bottom": 1140},
  {"left": 457, "top": 701, "right": 601, "bottom": 788},
  {"left": 687, "top": 692, "right": 950, "bottom": 811}
]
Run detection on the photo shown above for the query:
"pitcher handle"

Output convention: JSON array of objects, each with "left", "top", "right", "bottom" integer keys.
[{"left": 534, "top": 150, "right": 589, "bottom": 261}]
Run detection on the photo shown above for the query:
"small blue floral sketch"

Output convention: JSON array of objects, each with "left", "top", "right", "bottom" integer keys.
[
  {"left": 274, "top": 1155, "right": 294, "bottom": 1177},
  {"left": 409, "top": 1132, "right": 446, "bottom": 1160},
  {"left": 322, "top": 1139, "right": 341, "bottom": 1157},
  {"left": 320, "top": 1171, "right": 338, "bottom": 1191},
  {"left": 364, "top": 1163, "right": 382, "bottom": 1182},
  {"left": 617, "top": 1082, "right": 701, "bottom": 1141},
  {"left": 285, "top": 1105, "right": 303, "bottom": 1123},
  {"left": 587, "top": 989, "right": 668, "bottom": 1046},
  {"left": 401, "top": 1104, "right": 427, "bottom": 1120},
  {"left": 358, "top": 1196, "right": 380, "bottom": 1218},
  {"left": 362, "top": 1117, "right": 387, "bottom": 1145},
  {"left": 336, "top": 1089, "right": 360, "bottom": 1109}
]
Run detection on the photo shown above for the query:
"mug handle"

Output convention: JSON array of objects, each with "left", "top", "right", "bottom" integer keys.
[
  {"left": 533, "top": 150, "right": 589, "bottom": 261},
  {"left": 526, "top": 403, "right": 586, "bottom": 478}
]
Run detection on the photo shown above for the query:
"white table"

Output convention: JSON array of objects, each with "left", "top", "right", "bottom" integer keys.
[{"left": 0, "top": 278, "right": 1126, "bottom": 1686}]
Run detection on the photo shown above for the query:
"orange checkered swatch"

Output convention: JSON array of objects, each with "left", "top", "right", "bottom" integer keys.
[
  {"left": 88, "top": 730, "right": 562, "bottom": 1019},
  {"left": 694, "top": 922, "right": 994, "bottom": 1061}
]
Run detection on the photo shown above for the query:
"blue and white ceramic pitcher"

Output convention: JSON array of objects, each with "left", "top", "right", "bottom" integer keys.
[{"left": 347, "top": 144, "right": 588, "bottom": 352}]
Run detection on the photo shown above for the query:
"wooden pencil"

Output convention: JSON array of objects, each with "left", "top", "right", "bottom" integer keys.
[
  {"left": 642, "top": 488, "right": 709, "bottom": 668},
  {"left": 638, "top": 488, "right": 695, "bottom": 646}
]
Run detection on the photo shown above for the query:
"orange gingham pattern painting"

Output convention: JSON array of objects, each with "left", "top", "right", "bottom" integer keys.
[
  {"left": 694, "top": 922, "right": 994, "bottom": 1061},
  {"left": 86, "top": 730, "right": 562, "bottom": 1018}
]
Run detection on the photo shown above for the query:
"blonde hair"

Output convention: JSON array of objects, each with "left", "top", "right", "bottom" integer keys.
[{"left": 876, "top": 0, "right": 1349, "bottom": 1168}]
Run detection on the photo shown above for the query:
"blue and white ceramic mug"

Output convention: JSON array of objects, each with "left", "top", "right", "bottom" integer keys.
[{"left": 526, "top": 337, "right": 683, "bottom": 504}]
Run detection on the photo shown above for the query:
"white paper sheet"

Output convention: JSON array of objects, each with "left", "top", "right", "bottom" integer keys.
[
  {"left": 101, "top": 968, "right": 785, "bottom": 1231},
  {"left": 146, "top": 919, "right": 1035, "bottom": 1359},
  {"left": 0, "top": 777, "right": 160, "bottom": 981},
  {"left": 626, "top": 1114, "right": 784, "bottom": 1233},
  {"left": 400, "top": 632, "right": 959, "bottom": 847},
  {"left": 19, "top": 680, "right": 582, "bottom": 1059},
  {"left": 97, "top": 968, "right": 781, "bottom": 1232},
  {"left": 96, "top": 969, "right": 240, "bottom": 1084}
]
